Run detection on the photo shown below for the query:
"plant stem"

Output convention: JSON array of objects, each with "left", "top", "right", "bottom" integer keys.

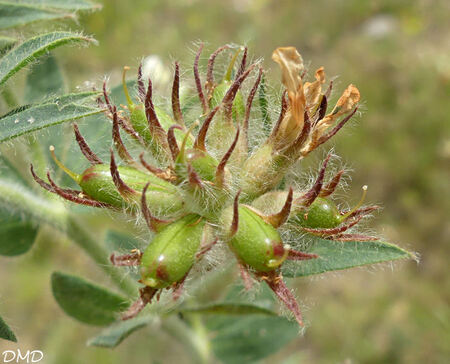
[{"left": 0, "top": 180, "right": 67, "bottom": 229}]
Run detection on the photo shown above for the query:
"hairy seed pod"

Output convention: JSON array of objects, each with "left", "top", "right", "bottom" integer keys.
[
  {"left": 175, "top": 122, "right": 234, "bottom": 187},
  {"left": 127, "top": 104, "right": 149, "bottom": 140},
  {"left": 176, "top": 148, "right": 219, "bottom": 183},
  {"left": 140, "top": 214, "right": 205, "bottom": 288},
  {"left": 292, "top": 197, "right": 341, "bottom": 229},
  {"left": 80, "top": 164, "right": 183, "bottom": 213},
  {"left": 253, "top": 191, "right": 348, "bottom": 229},
  {"left": 223, "top": 205, "right": 288, "bottom": 272}
]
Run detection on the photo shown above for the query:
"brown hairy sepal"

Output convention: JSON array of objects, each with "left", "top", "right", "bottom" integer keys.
[{"left": 258, "top": 270, "right": 304, "bottom": 327}]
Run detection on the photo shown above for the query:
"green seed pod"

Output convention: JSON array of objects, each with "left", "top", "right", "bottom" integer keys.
[
  {"left": 253, "top": 192, "right": 344, "bottom": 229},
  {"left": 176, "top": 148, "right": 218, "bottom": 183},
  {"left": 208, "top": 47, "right": 246, "bottom": 120},
  {"left": 174, "top": 120, "right": 234, "bottom": 186},
  {"left": 80, "top": 164, "right": 183, "bottom": 213},
  {"left": 292, "top": 197, "right": 341, "bottom": 229},
  {"left": 224, "top": 205, "right": 288, "bottom": 272},
  {"left": 175, "top": 148, "right": 232, "bottom": 218},
  {"left": 140, "top": 214, "right": 205, "bottom": 288},
  {"left": 128, "top": 104, "right": 149, "bottom": 141}
]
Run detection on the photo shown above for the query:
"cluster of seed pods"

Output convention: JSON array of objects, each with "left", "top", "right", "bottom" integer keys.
[{"left": 31, "top": 45, "right": 379, "bottom": 326}]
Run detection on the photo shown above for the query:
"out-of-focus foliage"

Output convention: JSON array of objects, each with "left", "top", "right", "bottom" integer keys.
[
  {"left": 0, "top": 314, "right": 16, "bottom": 342},
  {"left": 1, "top": 0, "right": 448, "bottom": 363},
  {"left": 51, "top": 272, "right": 130, "bottom": 326}
]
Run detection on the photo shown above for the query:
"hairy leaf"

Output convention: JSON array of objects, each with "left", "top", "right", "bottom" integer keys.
[
  {"left": 25, "top": 54, "right": 65, "bottom": 103},
  {"left": 0, "top": 207, "right": 38, "bottom": 256},
  {"left": 51, "top": 272, "right": 129, "bottom": 326},
  {"left": 208, "top": 315, "right": 298, "bottom": 364},
  {"left": 0, "top": 314, "right": 17, "bottom": 342},
  {"left": 50, "top": 91, "right": 99, "bottom": 105},
  {"left": 0, "top": 31, "right": 95, "bottom": 87},
  {"left": 204, "top": 283, "right": 297, "bottom": 363},
  {"left": 23, "top": 55, "right": 66, "bottom": 173},
  {"left": 26, "top": 0, "right": 101, "bottom": 11},
  {"left": 0, "top": 2, "right": 71, "bottom": 30},
  {"left": 180, "top": 303, "right": 276, "bottom": 316},
  {"left": 87, "top": 316, "right": 151, "bottom": 348},
  {"left": 282, "top": 238, "right": 412, "bottom": 278},
  {"left": 0, "top": 91, "right": 95, "bottom": 122},
  {"left": 0, "top": 92, "right": 101, "bottom": 142},
  {"left": 0, "top": 36, "right": 16, "bottom": 53},
  {"left": 0, "top": 152, "right": 29, "bottom": 185}
]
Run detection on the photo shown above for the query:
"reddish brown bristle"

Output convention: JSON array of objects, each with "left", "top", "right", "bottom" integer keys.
[
  {"left": 109, "top": 149, "right": 137, "bottom": 197},
  {"left": 194, "top": 105, "right": 220, "bottom": 152},
  {"left": 194, "top": 43, "right": 208, "bottom": 114},
  {"left": 215, "top": 126, "right": 240, "bottom": 187}
]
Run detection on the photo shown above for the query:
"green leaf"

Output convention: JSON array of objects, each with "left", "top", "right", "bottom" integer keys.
[
  {"left": 0, "top": 104, "right": 31, "bottom": 120},
  {"left": 0, "top": 152, "right": 28, "bottom": 185},
  {"left": 22, "top": 54, "right": 65, "bottom": 178},
  {"left": 0, "top": 36, "right": 16, "bottom": 53},
  {"left": 0, "top": 2, "right": 71, "bottom": 30},
  {"left": 26, "top": 0, "right": 101, "bottom": 11},
  {"left": 25, "top": 54, "right": 65, "bottom": 103},
  {"left": 0, "top": 92, "right": 101, "bottom": 142},
  {"left": 87, "top": 316, "right": 151, "bottom": 348},
  {"left": 0, "top": 207, "right": 38, "bottom": 256},
  {"left": 50, "top": 91, "right": 99, "bottom": 105},
  {"left": 204, "top": 283, "right": 298, "bottom": 363},
  {"left": 180, "top": 303, "right": 277, "bottom": 316},
  {"left": 282, "top": 238, "right": 413, "bottom": 278},
  {"left": 51, "top": 272, "right": 129, "bottom": 326},
  {"left": 208, "top": 315, "right": 298, "bottom": 364},
  {"left": 110, "top": 79, "right": 136, "bottom": 105},
  {"left": 0, "top": 314, "right": 17, "bottom": 342},
  {"left": 0, "top": 31, "right": 95, "bottom": 87}
]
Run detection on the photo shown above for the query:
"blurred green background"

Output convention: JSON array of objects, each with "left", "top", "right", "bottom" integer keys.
[{"left": 1, "top": 0, "right": 449, "bottom": 363}]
